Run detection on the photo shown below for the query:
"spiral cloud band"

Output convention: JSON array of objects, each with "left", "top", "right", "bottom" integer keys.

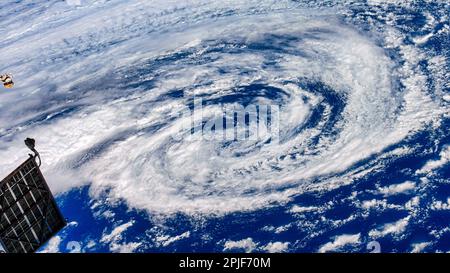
[{"left": 0, "top": 0, "right": 448, "bottom": 217}]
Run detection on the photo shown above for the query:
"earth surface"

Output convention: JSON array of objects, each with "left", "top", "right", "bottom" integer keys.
[{"left": 0, "top": 0, "right": 449, "bottom": 253}]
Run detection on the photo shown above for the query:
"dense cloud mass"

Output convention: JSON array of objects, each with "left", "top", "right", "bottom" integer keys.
[{"left": 0, "top": 0, "right": 449, "bottom": 252}]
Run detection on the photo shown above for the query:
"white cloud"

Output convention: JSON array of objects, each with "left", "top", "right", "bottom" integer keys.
[
  {"left": 86, "top": 240, "right": 96, "bottom": 249},
  {"left": 361, "top": 199, "right": 388, "bottom": 209},
  {"left": 262, "top": 224, "right": 292, "bottom": 234},
  {"left": 102, "top": 210, "right": 116, "bottom": 219},
  {"left": 289, "top": 205, "right": 317, "bottom": 213},
  {"left": 369, "top": 216, "right": 410, "bottom": 238},
  {"left": 109, "top": 242, "right": 142, "bottom": 253},
  {"left": 39, "top": 236, "right": 62, "bottom": 253},
  {"left": 378, "top": 181, "right": 416, "bottom": 196},
  {"left": 224, "top": 238, "right": 258, "bottom": 253},
  {"left": 274, "top": 224, "right": 291, "bottom": 234},
  {"left": 100, "top": 221, "right": 135, "bottom": 244},
  {"left": 431, "top": 198, "right": 450, "bottom": 210},
  {"left": 404, "top": 196, "right": 420, "bottom": 211},
  {"left": 67, "top": 221, "right": 79, "bottom": 227},
  {"left": 413, "top": 33, "right": 434, "bottom": 45},
  {"left": 66, "top": 0, "right": 83, "bottom": 7},
  {"left": 263, "top": 242, "right": 290, "bottom": 253},
  {"left": 93, "top": 209, "right": 116, "bottom": 220},
  {"left": 411, "top": 242, "right": 431, "bottom": 253},
  {"left": 100, "top": 220, "right": 141, "bottom": 253},
  {"left": 155, "top": 231, "right": 191, "bottom": 247},
  {"left": 416, "top": 146, "right": 450, "bottom": 174},
  {"left": 318, "top": 234, "right": 361, "bottom": 253}
]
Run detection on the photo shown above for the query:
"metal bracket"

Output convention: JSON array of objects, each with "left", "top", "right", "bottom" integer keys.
[{"left": 25, "top": 138, "right": 41, "bottom": 167}]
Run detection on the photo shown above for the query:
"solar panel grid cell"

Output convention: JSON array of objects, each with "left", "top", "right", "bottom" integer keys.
[{"left": 0, "top": 156, "right": 66, "bottom": 253}]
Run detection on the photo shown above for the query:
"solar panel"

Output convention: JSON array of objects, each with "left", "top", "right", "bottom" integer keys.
[{"left": 0, "top": 156, "right": 66, "bottom": 253}]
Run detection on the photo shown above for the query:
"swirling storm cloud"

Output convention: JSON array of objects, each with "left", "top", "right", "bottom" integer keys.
[{"left": 0, "top": 0, "right": 449, "bottom": 252}]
